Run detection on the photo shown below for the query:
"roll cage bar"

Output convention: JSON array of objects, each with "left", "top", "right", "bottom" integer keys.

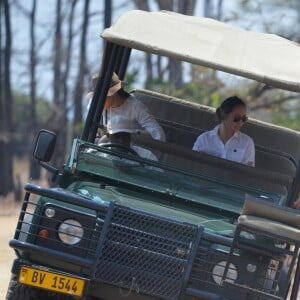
[{"left": 81, "top": 42, "right": 131, "bottom": 142}]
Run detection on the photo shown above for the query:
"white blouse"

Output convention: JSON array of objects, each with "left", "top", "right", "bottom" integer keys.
[{"left": 192, "top": 125, "right": 255, "bottom": 166}]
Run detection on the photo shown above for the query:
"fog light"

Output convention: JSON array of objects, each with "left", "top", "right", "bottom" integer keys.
[
  {"left": 58, "top": 219, "right": 84, "bottom": 245},
  {"left": 212, "top": 261, "right": 238, "bottom": 285},
  {"left": 247, "top": 263, "right": 257, "bottom": 273},
  {"left": 45, "top": 207, "right": 55, "bottom": 218}
]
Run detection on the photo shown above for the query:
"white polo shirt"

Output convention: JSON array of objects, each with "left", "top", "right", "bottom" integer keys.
[{"left": 192, "top": 125, "right": 255, "bottom": 166}]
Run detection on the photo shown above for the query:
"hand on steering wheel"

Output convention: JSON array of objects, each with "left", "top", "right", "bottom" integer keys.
[{"left": 100, "top": 143, "right": 139, "bottom": 156}]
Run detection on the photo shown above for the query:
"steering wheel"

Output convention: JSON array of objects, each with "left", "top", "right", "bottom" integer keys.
[{"left": 100, "top": 143, "right": 139, "bottom": 156}]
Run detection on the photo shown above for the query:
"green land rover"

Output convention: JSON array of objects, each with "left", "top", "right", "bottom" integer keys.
[{"left": 5, "top": 10, "right": 300, "bottom": 300}]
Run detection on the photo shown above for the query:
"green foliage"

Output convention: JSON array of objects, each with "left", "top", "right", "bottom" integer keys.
[
  {"left": 13, "top": 91, "right": 52, "bottom": 124},
  {"left": 142, "top": 64, "right": 226, "bottom": 108},
  {"left": 145, "top": 76, "right": 167, "bottom": 94},
  {"left": 169, "top": 80, "right": 223, "bottom": 108},
  {"left": 124, "top": 69, "right": 140, "bottom": 92},
  {"left": 272, "top": 113, "right": 300, "bottom": 131},
  {"left": 74, "top": 121, "right": 84, "bottom": 137}
]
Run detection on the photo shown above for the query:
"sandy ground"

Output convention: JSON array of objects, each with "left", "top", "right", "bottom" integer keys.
[{"left": 0, "top": 201, "right": 20, "bottom": 300}]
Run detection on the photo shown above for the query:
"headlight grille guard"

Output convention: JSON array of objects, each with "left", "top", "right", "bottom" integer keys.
[{"left": 9, "top": 183, "right": 300, "bottom": 300}]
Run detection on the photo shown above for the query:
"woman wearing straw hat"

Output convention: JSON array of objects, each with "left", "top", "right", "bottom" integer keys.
[{"left": 87, "top": 72, "right": 165, "bottom": 142}]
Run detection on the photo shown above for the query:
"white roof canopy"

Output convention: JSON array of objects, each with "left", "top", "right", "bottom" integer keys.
[{"left": 102, "top": 10, "right": 300, "bottom": 93}]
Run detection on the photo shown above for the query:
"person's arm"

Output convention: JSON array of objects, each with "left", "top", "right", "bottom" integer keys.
[
  {"left": 292, "top": 199, "right": 300, "bottom": 209},
  {"left": 133, "top": 100, "right": 166, "bottom": 141}
]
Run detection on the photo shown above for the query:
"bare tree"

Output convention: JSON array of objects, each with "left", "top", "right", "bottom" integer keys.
[
  {"left": 63, "top": 0, "right": 77, "bottom": 134},
  {"left": 203, "top": 0, "right": 224, "bottom": 20},
  {"left": 0, "top": 1, "right": 4, "bottom": 194},
  {"left": 132, "top": 0, "right": 198, "bottom": 90},
  {"left": 204, "top": 0, "right": 213, "bottom": 17},
  {"left": 28, "top": 0, "right": 41, "bottom": 180},
  {"left": 132, "top": 0, "right": 153, "bottom": 82},
  {"left": 51, "top": 0, "right": 67, "bottom": 171},
  {"left": 157, "top": 0, "right": 197, "bottom": 89},
  {"left": 73, "top": 0, "right": 90, "bottom": 138},
  {"left": 0, "top": 0, "right": 14, "bottom": 195}
]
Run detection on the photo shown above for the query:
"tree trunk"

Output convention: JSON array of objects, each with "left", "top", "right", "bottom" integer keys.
[
  {"left": 51, "top": 0, "right": 67, "bottom": 174},
  {"left": 29, "top": 0, "right": 41, "bottom": 180},
  {"left": 132, "top": 0, "right": 153, "bottom": 84},
  {"left": 0, "top": 1, "right": 4, "bottom": 195},
  {"left": 73, "top": 0, "right": 90, "bottom": 138},
  {"left": 63, "top": 0, "right": 77, "bottom": 135},
  {"left": 216, "top": 0, "right": 223, "bottom": 20},
  {"left": 204, "top": 0, "right": 213, "bottom": 17},
  {"left": 0, "top": 0, "right": 14, "bottom": 195},
  {"left": 178, "top": 0, "right": 196, "bottom": 15},
  {"left": 204, "top": 0, "right": 223, "bottom": 19},
  {"left": 158, "top": 0, "right": 198, "bottom": 90}
]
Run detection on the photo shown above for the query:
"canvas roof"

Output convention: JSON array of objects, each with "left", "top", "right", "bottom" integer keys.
[{"left": 102, "top": 10, "right": 300, "bottom": 93}]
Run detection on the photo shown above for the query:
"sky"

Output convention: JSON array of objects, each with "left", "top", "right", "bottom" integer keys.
[
  {"left": 10, "top": 0, "right": 238, "bottom": 101},
  {"left": 9, "top": 0, "right": 299, "bottom": 102}
]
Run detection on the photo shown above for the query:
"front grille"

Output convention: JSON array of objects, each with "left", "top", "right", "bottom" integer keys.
[
  {"left": 12, "top": 185, "right": 300, "bottom": 300},
  {"left": 188, "top": 244, "right": 234, "bottom": 296},
  {"left": 13, "top": 187, "right": 199, "bottom": 299},
  {"left": 95, "top": 205, "right": 198, "bottom": 299}
]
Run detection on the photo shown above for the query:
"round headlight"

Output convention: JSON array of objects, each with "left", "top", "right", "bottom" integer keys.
[
  {"left": 45, "top": 207, "right": 56, "bottom": 218},
  {"left": 246, "top": 263, "right": 257, "bottom": 273},
  {"left": 58, "top": 219, "right": 84, "bottom": 245},
  {"left": 212, "top": 261, "right": 238, "bottom": 285}
]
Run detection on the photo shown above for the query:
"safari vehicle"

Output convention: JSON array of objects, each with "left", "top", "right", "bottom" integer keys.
[{"left": 6, "top": 10, "right": 300, "bottom": 300}]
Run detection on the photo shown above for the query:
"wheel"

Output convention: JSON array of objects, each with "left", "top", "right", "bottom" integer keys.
[{"left": 100, "top": 143, "right": 139, "bottom": 156}]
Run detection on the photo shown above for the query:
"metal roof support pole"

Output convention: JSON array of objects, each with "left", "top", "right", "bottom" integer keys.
[
  {"left": 118, "top": 47, "right": 132, "bottom": 80},
  {"left": 290, "top": 254, "right": 300, "bottom": 300},
  {"left": 112, "top": 46, "right": 126, "bottom": 77},
  {"left": 81, "top": 42, "right": 122, "bottom": 142},
  {"left": 286, "top": 160, "right": 300, "bottom": 206}
]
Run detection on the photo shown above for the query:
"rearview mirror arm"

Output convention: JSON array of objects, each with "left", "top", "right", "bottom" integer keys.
[{"left": 38, "top": 161, "right": 59, "bottom": 175}]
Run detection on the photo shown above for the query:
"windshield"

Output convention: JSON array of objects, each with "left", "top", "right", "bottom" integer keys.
[{"left": 76, "top": 141, "right": 284, "bottom": 216}]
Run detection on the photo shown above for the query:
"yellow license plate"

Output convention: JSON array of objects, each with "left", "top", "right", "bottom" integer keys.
[{"left": 19, "top": 266, "right": 85, "bottom": 297}]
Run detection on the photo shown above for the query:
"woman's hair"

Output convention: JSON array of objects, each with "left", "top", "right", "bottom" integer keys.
[
  {"left": 216, "top": 96, "right": 246, "bottom": 121},
  {"left": 117, "top": 88, "right": 131, "bottom": 99}
]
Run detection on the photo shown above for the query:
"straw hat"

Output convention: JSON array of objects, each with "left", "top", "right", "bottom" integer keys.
[
  {"left": 107, "top": 72, "right": 125, "bottom": 96},
  {"left": 91, "top": 72, "right": 126, "bottom": 97}
]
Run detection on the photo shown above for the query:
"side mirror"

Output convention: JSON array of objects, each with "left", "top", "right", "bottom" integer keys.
[{"left": 33, "top": 130, "right": 57, "bottom": 162}]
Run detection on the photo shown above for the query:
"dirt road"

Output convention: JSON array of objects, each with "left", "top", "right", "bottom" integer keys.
[{"left": 0, "top": 211, "right": 19, "bottom": 299}]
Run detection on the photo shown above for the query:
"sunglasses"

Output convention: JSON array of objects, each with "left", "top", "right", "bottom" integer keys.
[{"left": 233, "top": 115, "right": 248, "bottom": 123}]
